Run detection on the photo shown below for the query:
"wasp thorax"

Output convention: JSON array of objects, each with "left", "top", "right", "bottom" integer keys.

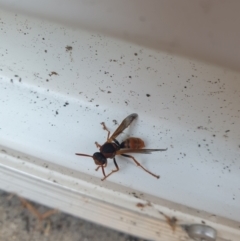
[{"left": 93, "top": 152, "right": 107, "bottom": 165}]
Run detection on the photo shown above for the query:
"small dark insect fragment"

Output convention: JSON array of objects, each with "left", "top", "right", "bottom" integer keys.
[{"left": 49, "top": 71, "right": 58, "bottom": 77}]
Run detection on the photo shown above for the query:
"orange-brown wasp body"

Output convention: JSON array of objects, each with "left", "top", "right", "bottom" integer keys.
[{"left": 76, "top": 113, "right": 167, "bottom": 181}]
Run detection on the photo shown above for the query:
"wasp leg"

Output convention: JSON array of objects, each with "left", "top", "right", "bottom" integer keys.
[
  {"left": 96, "top": 163, "right": 107, "bottom": 171},
  {"left": 121, "top": 154, "right": 160, "bottom": 179},
  {"left": 100, "top": 122, "right": 111, "bottom": 141},
  {"left": 95, "top": 141, "right": 102, "bottom": 149},
  {"left": 101, "top": 158, "right": 119, "bottom": 181}
]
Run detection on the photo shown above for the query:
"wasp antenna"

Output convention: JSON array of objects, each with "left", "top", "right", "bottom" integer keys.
[{"left": 75, "top": 153, "right": 93, "bottom": 157}]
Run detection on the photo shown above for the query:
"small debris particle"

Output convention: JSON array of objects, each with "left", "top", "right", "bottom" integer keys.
[
  {"left": 129, "top": 76, "right": 132, "bottom": 78},
  {"left": 10, "top": 79, "right": 13, "bottom": 83},
  {"left": 56, "top": 111, "right": 58, "bottom": 115},
  {"left": 146, "top": 94, "right": 150, "bottom": 97},
  {"left": 225, "top": 130, "right": 230, "bottom": 133},
  {"left": 63, "top": 102, "right": 69, "bottom": 107},
  {"left": 134, "top": 53, "right": 138, "bottom": 56},
  {"left": 136, "top": 203, "right": 145, "bottom": 208},
  {"left": 159, "top": 212, "right": 178, "bottom": 232},
  {"left": 131, "top": 192, "right": 139, "bottom": 199},
  {"left": 107, "top": 91, "right": 111, "bottom": 94},
  {"left": 65, "top": 46, "right": 72, "bottom": 51},
  {"left": 136, "top": 202, "right": 152, "bottom": 208},
  {"left": 49, "top": 71, "right": 58, "bottom": 77},
  {"left": 44, "top": 50, "right": 47, "bottom": 53},
  {"left": 197, "top": 126, "right": 208, "bottom": 130},
  {"left": 113, "top": 119, "right": 118, "bottom": 125},
  {"left": 46, "top": 79, "right": 49, "bottom": 82},
  {"left": 19, "top": 196, "right": 58, "bottom": 221},
  {"left": 19, "top": 78, "right": 22, "bottom": 82}
]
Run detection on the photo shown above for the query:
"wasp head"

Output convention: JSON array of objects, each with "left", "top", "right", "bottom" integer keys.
[{"left": 93, "top": 152, "right": 107, "bottom": 166}]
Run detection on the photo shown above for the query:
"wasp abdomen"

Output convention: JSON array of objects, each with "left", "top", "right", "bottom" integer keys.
[{"left": 120, "top": 138, "right": 145, "bottom": 149}]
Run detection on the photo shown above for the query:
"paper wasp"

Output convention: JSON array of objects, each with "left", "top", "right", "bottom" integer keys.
[{"left": 76, "top": 113, "right": 167, "bottom": 181}]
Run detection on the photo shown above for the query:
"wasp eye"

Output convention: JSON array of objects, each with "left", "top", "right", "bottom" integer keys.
[{"left": 93, "top": 152, "right": 107, "bottom": 165}]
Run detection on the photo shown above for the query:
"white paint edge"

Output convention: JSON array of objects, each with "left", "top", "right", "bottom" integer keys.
[{"left": 0, "top": 148, "right": 239, "bottom": 241}]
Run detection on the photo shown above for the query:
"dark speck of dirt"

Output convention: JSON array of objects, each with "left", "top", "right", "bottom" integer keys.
[
  {"left": 146, "top": 94, "right": 150, "bottom": 97},
  {"left": 19, "top": 78, "right": 22, "bottom": 82},
  {"left": 131, "top": 192, "right": 139, "bottom": 199},
  {"left": 65, "top": 45, "right": 72, "bottom": 51},
  {"left": 129, "top": 76, "right": 132, "bottom": 78},
  {"left": 113, "top": 119, "right": 118, "bottom": 125},
  {"left": 225, "top": 130, "right": 230, "bottom": 133},
  {"left": 63, "top": 102, "right": 69, "bottom": 107},
  {"left": 107, "top": 91, "right": 111, "bottom": 94},
  {"left": 10, "top": 79, "right": 13, "bottom": 83},
  {"left": 56, "top": 111, "right": 59, "bottom": 115},
  {"left": 134, "top": 53, "right": 138, "bottom": 56},
  {"left": 46, "top": 79, "right": 49, "bottom": 82},
  {"left": 44, "top": 50, "right": 47, "bottom": 53}
]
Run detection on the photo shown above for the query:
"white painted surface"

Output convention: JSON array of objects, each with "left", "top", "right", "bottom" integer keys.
[
  {"left": 1, "top": 0, "right": 240, "bottom": 71},
  {"left": 0, "top": 6, "right": 240, "bottom": 240}
]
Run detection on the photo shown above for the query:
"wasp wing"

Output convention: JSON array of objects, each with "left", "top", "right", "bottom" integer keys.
[
  {"left": 108, "top": 113, "right": 138, "bottom": 142},
  {"left": 117, "top": 148, "right": 167, "bottom": 155}
]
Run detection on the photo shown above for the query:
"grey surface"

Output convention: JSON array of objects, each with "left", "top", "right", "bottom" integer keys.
[{"left": 0, "top": 190, "right": 147, "bottom": 241}]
